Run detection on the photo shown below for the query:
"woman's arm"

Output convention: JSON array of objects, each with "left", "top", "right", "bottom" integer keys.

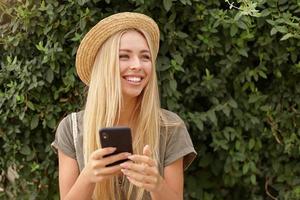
[
  {"left": 150, "top": 158, "right": 183, "bottom": 200},
  {"left": 58, "top": 148, "right": 131, "bottom": 200},
  {"left": 58, "top": 150, "right": 95, "bottom": 200}
]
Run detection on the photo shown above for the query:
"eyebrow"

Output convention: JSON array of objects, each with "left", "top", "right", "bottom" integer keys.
[{"left": 119, "top": 49, "right": 150, "bottom": 54}]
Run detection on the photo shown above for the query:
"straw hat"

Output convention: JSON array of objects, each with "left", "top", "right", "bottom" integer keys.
[{"left": 75, "top": 12, "right": 160, "bottom": 85}]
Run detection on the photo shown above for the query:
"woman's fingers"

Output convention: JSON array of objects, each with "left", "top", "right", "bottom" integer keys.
[
  {"left": 121, "top": 150, "right": 163, "bottom": 192},
  {"left": 127, "top": 154, "right": 156, "bottom": 167},
  {"left": 91, "top": 152, "right": 131, "bottom": 169},
  {"left": 91, "top": 147, "right": 116, "bottom": 159},
  {"left": 102, "top": 152, "right": 131, "bottom": 166},
  {"left": 122, "top": 168, "right": 156, "bottom": 183},
  {"left": 125, "top": 174, "right": 157, "bottom": 191},
  {"left": 94, "top": 164, "right": 122, "bottom": 176},
  {"left": 120, "top": 162, "right": 155, "bottom": 175},
  {"left": 85, "top": 148, "right": 133, "bottom": 183},
  {"left": 143, "top": 145, "right": 152, "bottom": 157}
]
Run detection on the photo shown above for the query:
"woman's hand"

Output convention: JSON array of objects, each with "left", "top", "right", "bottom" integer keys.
[
  {"left": 120, "top": 145, "right": 163, "bottom": 192},
  {"left": 82, "top": 147, "right": 131, "bottom": 183}
]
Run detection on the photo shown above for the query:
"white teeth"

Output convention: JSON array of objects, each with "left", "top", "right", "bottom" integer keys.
[{"left": 126, "top": 77, "right": 142, "bottom": 82}]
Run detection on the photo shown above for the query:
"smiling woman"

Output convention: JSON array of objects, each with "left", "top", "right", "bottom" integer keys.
[{"left": 51, "top": 12, "right": 196, "bottom": 200}]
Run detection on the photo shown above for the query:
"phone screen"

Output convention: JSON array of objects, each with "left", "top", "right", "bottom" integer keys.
[{"left": 99, "top": 127, "right": 133, "bottom": 166}]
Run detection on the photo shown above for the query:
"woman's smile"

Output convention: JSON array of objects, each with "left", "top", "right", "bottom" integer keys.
[{"left": 123, "top": 74, "right": 144, "bottom": 84}]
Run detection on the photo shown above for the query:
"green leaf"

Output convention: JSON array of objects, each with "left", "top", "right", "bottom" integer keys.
[
  {"left": 258, "top": 70, "right": 267, "bottom": 79},
  {"left": 242, "top": 163, "right": 249, "bottom": 174},
  {"left": 250, "top": 174, "right": 256, "bottom": 185},
  {"left": 224, "top": 131, "right": 230, "bottom": 141},
  {"left": 260, "top": 9, "right": 271, "bottom": 17},
  {"left": 234, "top": 12, "right": 243, "bottom": 21},
  {"left": 36, "top": 41, "right": 46, "bottom": 52},
  {"left": 270, "top": 27, "right": 277, "bottom": 36},
  {"left": 280, "top": 33, "right": 293, "bottom": 41},
  {"left": 71, "top": 33, "right": 82, "bottom": 42},
  {"left": 222, "top": 106, "right": 231, "bottom": 117},
  {"left": 260, "top": 105, "right": 270, "bottom": 112},
  {"left": 47, "top": 118, "right": 56, "bottom": 129},
  {"left": 79, "top": 19, "right": 86, "bottom": 31},
  {"left": 235, "top": 152, "right": 245, "bottom": 161},
  {"left": 207, "top": 110, "right": 217, "bottom": 126},
  {"left": 27, "top": 101, "right": 35, "bottom": 110},
  {"left": 278, "top": 0, "right": 288, "bottom": 5},
  {"left": 228, "top": 99, "right": 238, "bottom": 108},
  {"left": 169, "top": 79, "right": 177, "bottom": 91},
  {"left": 195, "top": 120, "right": 204, "bottom": 131},
  {"left": 163, "top": 0, "right": 173, "bottom": 11},
  {"left": 248, "top": 94, "right": 260, "bottom": 103},
  {"left": 275, "top": 69, "right": 282, "bottom": 78},
  {"left": 276, "top": 26, "right": 288, "bottom": 33},
  {"left": 78, "top": 0, "right": 88, "bottom": 6},
  {"left": 237, "top": 20, "right": 248, "bottom": 30},
  {"left": 20, "top": 145, "right": 31, "bottom": 156},
  {"left": 30, "top": 163, "right": 40, "bottom": 172},
  {"left": 235, "top": 140, "right": 241, "bottom": 150},
  {"left": 173, "top": 54, "right": 184, "bottom": 65},
  {"left": 249, "top": 138, "right": 255, "bottom": 150},
  {"left": 30, "top": 115, "right": 39, "bottom": 130},
  {"left": 177, "top": 31, "right": 188, "bottom": 39},
  {"left": 179, "top": 0, "right": 187, "bottom": 5},
  {"left": 230, "top": 24, "right": 238, "bottom": 37},
  {"left": 238, "top": 48, "right": 248, "bottom": 57},
  {"left": 46, "top": 69, "right": 54, "bottom": 83}
]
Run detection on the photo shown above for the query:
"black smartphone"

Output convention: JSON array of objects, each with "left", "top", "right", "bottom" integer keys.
[{"left": 99, "top": 127, "right": 133, "bottom": 166}]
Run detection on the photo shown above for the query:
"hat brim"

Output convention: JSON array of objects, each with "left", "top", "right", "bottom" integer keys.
[{"left": 75, "top": 12, "right": 160, "bottom": 85}]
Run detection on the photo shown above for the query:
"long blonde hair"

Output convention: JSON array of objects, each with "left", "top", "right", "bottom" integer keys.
[{"left": 83, "top": 29, "right": 161, "bottom": 200}]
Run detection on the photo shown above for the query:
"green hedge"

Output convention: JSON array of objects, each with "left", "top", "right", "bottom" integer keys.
[{"left": 1, "top": 0, "right": 299, "bottom": 199}]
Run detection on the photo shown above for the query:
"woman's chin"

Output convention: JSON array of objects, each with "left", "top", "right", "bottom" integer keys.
[{"left": 122, "top": 89, "right": 143, "bottom": 100}]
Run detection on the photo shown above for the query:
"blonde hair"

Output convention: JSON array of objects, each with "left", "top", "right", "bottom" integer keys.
[{"left": 83, "top": 29, "right": 161, "bottom": 200}]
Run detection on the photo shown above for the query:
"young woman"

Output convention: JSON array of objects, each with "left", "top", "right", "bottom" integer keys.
[{"left": 52, "top": 12, "right": 196, "bottom": 200}]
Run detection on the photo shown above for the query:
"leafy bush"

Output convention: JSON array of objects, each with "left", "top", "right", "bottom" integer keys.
[{"left": 0, "top": 0, "right": 299, "bottom": 199}]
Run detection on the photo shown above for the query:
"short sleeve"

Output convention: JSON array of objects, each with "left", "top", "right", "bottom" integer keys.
[
  {"left": 164, "top": 123, "right": 197, "bottom": 170},
  {"left": 51, "top": 115, "right": 76, "bottom": 159}
]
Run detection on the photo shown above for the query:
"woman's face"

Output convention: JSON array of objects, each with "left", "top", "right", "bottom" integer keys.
[{"left": 119, "top": 30, "right": 152, "bottom": 100}]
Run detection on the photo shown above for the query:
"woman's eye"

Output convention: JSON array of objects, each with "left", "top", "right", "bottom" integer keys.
[
  {"left": 119, "top": 55, "right": 129, "bottom": 59},
  {"left": 142, "top": 55, "right": 151, "bottom": 60}
]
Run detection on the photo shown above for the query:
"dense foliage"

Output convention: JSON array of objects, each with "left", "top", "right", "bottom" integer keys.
[{"left": 0, "top": 0, "right": 299, "bottom": 199}]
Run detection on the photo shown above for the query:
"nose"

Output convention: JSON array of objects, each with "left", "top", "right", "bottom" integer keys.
[{"left": 129, "top": 56, "right": 142, "bottom": 71}]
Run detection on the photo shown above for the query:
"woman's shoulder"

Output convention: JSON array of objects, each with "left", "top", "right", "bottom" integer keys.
[
  {"left": 75, "top": 110, "right": 84, "bottom": 122},
  {"left": 160, "top": 108, "right": 184, "bottom": 125},
  {"left": 56, "top": 110, "right": 84, "bottom": 132}
]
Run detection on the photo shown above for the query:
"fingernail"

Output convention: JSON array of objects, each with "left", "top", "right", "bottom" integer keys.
[
  {"left": 120, "top": 163, "right": 128, "bottom": 168},
  {"left": 121, "top": 169, "right": 127, "bottom": 174},
  {"left": 125, "top": 153, "right": 131, "bottom": 157},
  {"left": 128, "top": 155, "right": 134, "bottom": 159}
]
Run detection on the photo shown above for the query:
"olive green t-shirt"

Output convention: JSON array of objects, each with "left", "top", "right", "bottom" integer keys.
[{"left": 52, "top": 109, "right": 196, "bottom": 199}]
